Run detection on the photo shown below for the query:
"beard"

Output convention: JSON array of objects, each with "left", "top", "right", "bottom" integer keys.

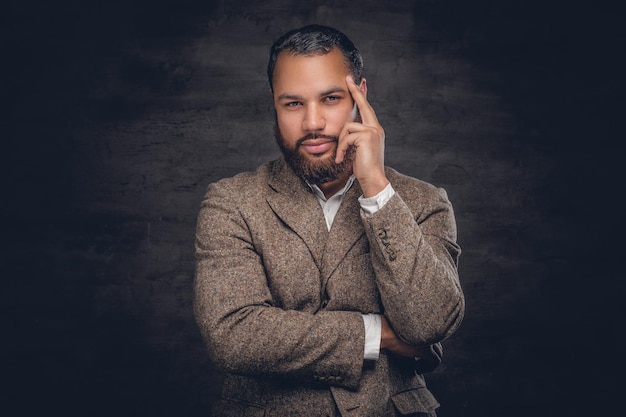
[{"left": 274, "top": 125, "right": 356, "bottom": 185}]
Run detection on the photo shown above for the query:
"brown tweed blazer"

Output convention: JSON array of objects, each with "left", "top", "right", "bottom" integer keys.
[{"left": 194, "top": 157, "right": 464, "bottom": 417}]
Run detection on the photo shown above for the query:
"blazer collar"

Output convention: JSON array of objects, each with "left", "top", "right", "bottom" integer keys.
[
  {"left": 266, "top": 158, "right": 328, "bottom": 268},
  {"left": 266, "top": 158, "right": 366, "bottom": 281}
]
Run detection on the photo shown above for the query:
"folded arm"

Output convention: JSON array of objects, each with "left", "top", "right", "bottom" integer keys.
[
  {"left": 194, "top": 182, "right": 366, "bottom": 389},
  {"left": 362, "top": 182, "right": 464, "bottom": 346}
]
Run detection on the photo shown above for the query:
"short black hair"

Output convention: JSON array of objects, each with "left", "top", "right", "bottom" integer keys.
[{"left": 267, "top": 24, "right": 364, "bottom": 92}]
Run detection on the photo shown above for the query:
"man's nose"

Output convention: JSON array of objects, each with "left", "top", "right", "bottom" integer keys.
[{"left": 302, "top": 104, "right": 325, "bottom": 131}]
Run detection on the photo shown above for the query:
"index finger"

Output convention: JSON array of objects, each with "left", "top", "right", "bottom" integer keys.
[{"left": 346, "top": 76, "right": 379, "bottom": 126}]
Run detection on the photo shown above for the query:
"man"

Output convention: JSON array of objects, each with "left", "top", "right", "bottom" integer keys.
[{"left": 194, "top": 24, "right": 464, "bottom": 416}]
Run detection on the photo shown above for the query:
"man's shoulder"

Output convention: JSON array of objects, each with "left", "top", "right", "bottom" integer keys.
[
  {"left": 197, "top": 162, "right": 272, "bottom": 211},
  {"left": 385, "top": 166, "right": 451, "bottom": 205}
]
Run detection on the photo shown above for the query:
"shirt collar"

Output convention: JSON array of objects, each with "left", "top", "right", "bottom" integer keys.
[{"left": 306, "top": 175, "right": 356, "bottom": 202}]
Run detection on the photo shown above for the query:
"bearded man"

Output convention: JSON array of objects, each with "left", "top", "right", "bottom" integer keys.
[{"left": 194, "top": 24, "right": 464, "bottom": 417}]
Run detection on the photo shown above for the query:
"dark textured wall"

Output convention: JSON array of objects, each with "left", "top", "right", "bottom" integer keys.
[{"left": 4, "top": 1, "right": 623, "bottom": 416}]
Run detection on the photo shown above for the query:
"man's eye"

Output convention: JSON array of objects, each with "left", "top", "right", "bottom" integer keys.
[
  {"left": 324, "top": 95, "right": 344, "bottom": 104},
  {"left": 286, "top": 101, "right": 301, "bottom": 107}
]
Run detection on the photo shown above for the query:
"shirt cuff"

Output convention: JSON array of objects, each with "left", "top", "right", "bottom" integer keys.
[
  {"left": 358, "top": 183, "right": 395, "bottom": 216},
  {"left": 362, "top": 313, "right": 382, "bottom": 360}
]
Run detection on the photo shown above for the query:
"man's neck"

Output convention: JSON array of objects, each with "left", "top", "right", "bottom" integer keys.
[{"left": 317, "top": 171, "right": 353, "bottom": 199}]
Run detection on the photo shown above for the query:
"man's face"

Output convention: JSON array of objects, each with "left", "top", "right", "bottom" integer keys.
[{"left": 272, "top": 48, "right": 364, "bottom": 184}]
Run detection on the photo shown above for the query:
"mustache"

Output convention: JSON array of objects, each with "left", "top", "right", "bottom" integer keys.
[{"left": 296, "top": 133, "right": 339, "bottom": 148}]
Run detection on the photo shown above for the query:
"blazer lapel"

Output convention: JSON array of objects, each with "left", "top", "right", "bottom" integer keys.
[
  {"left": 265, "top": 158, "right": 328, "bottom": 269},
  {"left": 320, "top": 180, "right": 366, "bottom": 285}
]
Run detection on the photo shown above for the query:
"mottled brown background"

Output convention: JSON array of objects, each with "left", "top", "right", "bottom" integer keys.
[{"left": 3, "top": 1, "right": 623, "bottom": 416}]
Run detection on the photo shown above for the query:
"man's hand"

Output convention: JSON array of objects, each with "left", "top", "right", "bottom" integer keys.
[
  {"left": 381, "top": 316, "right": 443, "bottom": 374},
  {"left": 381, "top": 316, "right": 425, "bottom": 357},
  {"left": 336, "top": 76, "right": 388, "bottom": 198}
]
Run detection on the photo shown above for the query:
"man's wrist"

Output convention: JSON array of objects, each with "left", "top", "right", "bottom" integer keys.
[
  {"left": 360, "top": 177, "right": 390, "bottom": 199},
  {"left": 359, "top": 183, "right": 395, "bottom": 216}
]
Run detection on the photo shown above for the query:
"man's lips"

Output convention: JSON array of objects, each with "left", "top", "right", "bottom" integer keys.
[{"left": 300, "top": 138, "right": 336, "bottom": 155}]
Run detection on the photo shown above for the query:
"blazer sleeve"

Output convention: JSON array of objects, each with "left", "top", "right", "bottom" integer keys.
[
  {"left": 193, "top": 181, "right": 365, "bottom": 389},
  {"left": 361, "top": 183, "right": 464, "bottom": 346}
]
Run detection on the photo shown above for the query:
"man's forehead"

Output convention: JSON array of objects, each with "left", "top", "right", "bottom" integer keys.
[{"left": 273, "top": 49, "right": 351, "bottom": 94}]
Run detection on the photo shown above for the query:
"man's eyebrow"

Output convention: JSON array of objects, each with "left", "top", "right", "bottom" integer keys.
[
  {"left": 277, "top": 93, "right": 303, "bottom": 101},
  {"left": 320, "top": 86, "right": 347, "bottom": 96},
  {"left": 277, "top": 86, "right": 347, "bottom": 101}
]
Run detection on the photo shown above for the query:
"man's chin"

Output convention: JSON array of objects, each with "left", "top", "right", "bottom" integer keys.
[
  {"left": 275, "top": 128, "right": 352, "bottom": 184},
  {"left": 293, "top": 150, "right": 353, "bottom": 185},
  {"left": 298, "top": 148, "right": 335, "bottom": 162}
]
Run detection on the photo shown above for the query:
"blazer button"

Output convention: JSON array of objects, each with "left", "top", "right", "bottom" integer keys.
[{"left": 378, "top": 229, "right": 391, "bottom": 247}]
